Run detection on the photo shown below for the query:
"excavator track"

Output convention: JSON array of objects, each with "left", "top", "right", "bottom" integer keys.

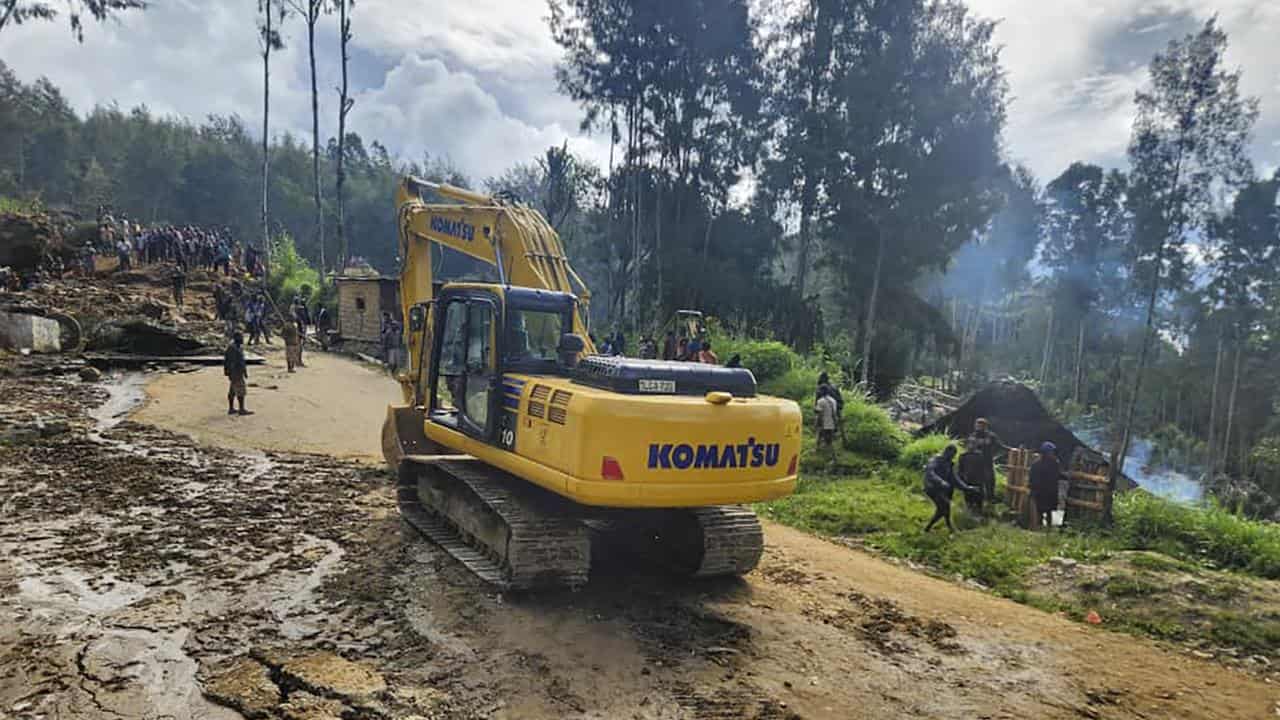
[
  {"left": 590, "top": 505, "right": 765, "bottom": 578},
  {"left": 397, "top": 458, "right": 591, "bottom": 590}
]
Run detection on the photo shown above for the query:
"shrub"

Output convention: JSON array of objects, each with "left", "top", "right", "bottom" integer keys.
[
  {"left": 841, "top": 395, "right": 906, "bottom": 459},
  {"left": 899, "top": 433, "right": 954, "bottom": 470},
  {"left": 267, "top": 233, "right": 321, "bottom": 303},
  {"left": 760, "top": 365, "right": 820, "bottom": 402},
  {"left": 1113, "top": 492, "right": 1280, "bottom": 579},
  {"left": 730, "top": 340, "right": 797, "bottom": 383}
]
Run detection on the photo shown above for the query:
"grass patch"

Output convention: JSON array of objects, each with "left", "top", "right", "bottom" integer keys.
[
  {"left": 1114, "top": 492, "right": 1280, "bottom": 579},
  {"left": 759, "top": 469, "right": 1116, "bottom": 595}
]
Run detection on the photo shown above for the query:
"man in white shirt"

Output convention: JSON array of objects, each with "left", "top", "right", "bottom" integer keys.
[{"left": 815, "top": 385, "right": 839, "bottom": 460}]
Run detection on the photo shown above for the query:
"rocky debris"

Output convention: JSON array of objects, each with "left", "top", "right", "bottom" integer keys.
[
  {"left": 886, "top": 382, "right": 958, "bottom": 429},
  {"left": 88, "top": 318, "right": 209, "bottom": 356},
  {"left": 79, "top": 365, "right": 102, "bottom": 382},
  {"left": 278, "top": 651, "right": 387, "bottom": 704},
  {"left": 205, "top": 657, "right": 281, "bottom": 719},
  {"left": 0, "top": 414, "right": 70, "bottom": 443},
  {"left": 0, "top": 211, "right": 76, "bottom": 275}
]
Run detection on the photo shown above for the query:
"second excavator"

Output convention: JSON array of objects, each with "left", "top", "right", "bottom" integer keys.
[{"left": 382, "top": 177, "right": 801, "bottom": 589}]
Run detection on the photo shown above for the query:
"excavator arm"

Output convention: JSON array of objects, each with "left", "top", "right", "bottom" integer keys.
[
  {"left": 394, "top": 176, "right": 595, "bottom": 404},
  {"left": 396, "top": 176, "right": 591, "bottom": 314}
]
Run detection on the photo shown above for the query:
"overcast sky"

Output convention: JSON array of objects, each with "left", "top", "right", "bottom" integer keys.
[{"left": 1, "top": 0, "right": 1278, "bottom": 187}]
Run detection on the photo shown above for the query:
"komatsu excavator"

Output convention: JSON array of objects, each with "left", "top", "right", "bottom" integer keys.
[{"left": 381, "top": 177, "right": 801, "bottom": 589}]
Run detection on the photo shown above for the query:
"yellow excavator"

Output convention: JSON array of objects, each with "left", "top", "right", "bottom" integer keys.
[{"left": 381, "top": 177, "right": 801, "bottom": 589}]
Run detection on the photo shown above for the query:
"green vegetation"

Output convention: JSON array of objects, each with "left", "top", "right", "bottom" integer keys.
[
  {"left": 1112, "top": 492, "right": 1280, "bottom": 578},
  {"left": 715, "top": 338, "right": 797, "bottom": 384},
  {"left": 266, "top": 234, "right": 322, "bottom": 304},
  {"left": 898, "top": 433, "right": 955, "bottom": 470},
  {"left": 839, "top": 396, "right": 907, "bottom": 460}
]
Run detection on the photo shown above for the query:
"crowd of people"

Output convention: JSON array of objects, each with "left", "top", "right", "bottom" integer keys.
[
  {"left": 588, "top": 328, "right": 729, "bottom": 366},
  {"left": 92, "top": 207, "right": 261, "bottom": 278}
]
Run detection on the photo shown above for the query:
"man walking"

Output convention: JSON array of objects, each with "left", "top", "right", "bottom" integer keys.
[
  {"left": 223, "top": 333, "right": 251, "bottom": 415},
  {"left": 815, "top": 385, "right": 839, "bottom": 462},
  {"left": 923, "top": 445, "right": 978, "bottom": 533}
]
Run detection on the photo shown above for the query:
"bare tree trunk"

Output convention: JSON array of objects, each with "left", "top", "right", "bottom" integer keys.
[
  {"left": 307, "top": 7, "right": 324, "bottom": 272},
  {"left": 1207, "top": 331, "right": 1224, "bottom": 474},
  {"left": 335, "top": 0, "right": 353, "bottom": 271},
  {"left": 860, "top": 231, "right": 885, "bottom": 389},
  {"left": 1073, "top": 318, "right": 1086, "bottom": 404},
  {"left": 1108, "top": 257, "right": 1164, "bottom": 519},
  {"left": 260, "top": 0, "right": 274, "bottom": 275},
  {"left": 1222, "top": 334, "right": 1243, "bottom": 475},
  {"left": 1039, "top": 305, "right": 1055, "bottom": 386}
]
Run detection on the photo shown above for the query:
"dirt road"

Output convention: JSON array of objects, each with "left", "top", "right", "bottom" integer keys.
[
  {"left": 0, "top": 358, "right": 1275, "bottom": 719},
  {"left": 134, "top": 347, "right": 401, "bottom": 463}
]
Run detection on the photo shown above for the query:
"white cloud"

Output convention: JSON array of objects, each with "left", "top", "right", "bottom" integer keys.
[
  {"left": 349, "top": 53, "right": 607, "bottom": 181},
  {"left": 969, "top": 0, "right": 1280, "bottom": 181},
  {"left": 0, "top": 0, "right": 1277, "bottom": 189}
]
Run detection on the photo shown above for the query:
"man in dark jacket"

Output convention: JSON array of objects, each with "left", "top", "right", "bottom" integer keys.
[
  {"left": 923, "top": 445, "right": 978, "bottom": 533},
  {"left": 957, "top": 437, "right": 988, "bottom": 513},
  {"left": 969, "top": 417, "right": 1009, "bottom": 504},
  {"left": 1030, "top": 441, "right": 1062, "bottom": 529},
  {"left": 223, "top": 333, "right": 251, "bottom": 415}
]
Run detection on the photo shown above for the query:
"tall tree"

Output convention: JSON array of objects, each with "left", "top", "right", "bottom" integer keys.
[
  {"left": 0, "top": 0, "right": 145, "bottom": 40},
  {"left": 766, "top": 0, "right": 836, "bottom": 303},
  {"left": 1043, "top": 163, "right": 1129, "bottom": 404},
  {"left": 549, "top": 0, "right": 767, "bottom": 326},
  {"left": 1109, "top": 18, "right": 1257, "bottom": 506},
  {"left": 810, "top": 0, "right": 1007, "bottom": 388},
  {"left": 258, "top": 0, "right": 286, "bottom": 271},
  {"left": 287, "top": 0, "right": 330, "bottom": 271},
  {"left": 334, "top": 0, "right": 354, "bottom": 270},
  {"left": 1207, "top": 175, "right": 1280, "bottom": 473}
]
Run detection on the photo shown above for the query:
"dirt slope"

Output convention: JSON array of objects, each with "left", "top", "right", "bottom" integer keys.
[{"left": 0, "top": 356, "right": 1274, "bottom": 719}]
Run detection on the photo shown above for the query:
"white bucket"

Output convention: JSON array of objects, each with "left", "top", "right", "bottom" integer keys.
[{"left": 1051, "top": 509, "right": 1065, "bottom": 527}]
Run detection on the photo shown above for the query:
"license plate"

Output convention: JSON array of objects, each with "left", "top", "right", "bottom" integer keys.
[{"left": 638, "top": 379, "right": 676, "bottom": 393}]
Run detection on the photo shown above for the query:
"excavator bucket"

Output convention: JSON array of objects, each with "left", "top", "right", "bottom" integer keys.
[{"left": 381, "top": 405, "right": 436, "bottom": 471}]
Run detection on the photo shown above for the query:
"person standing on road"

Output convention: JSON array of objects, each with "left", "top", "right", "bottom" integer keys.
[
  {"left": 223, "top": 332, "right": 251, "bottom": 415},
  {"left": 815, "top": 385, "right": 839, "bottom": 461},
  {"left": 315, "top": 305, "right": 331, "bottom": 350},
  {"left": 1030, "top": 442, "right": 1062, "bottom": 529},
  {"left": 923, "top": 445, "right": 977, "bottom": 533},
  {"left": 281, "top": 319, "right": 301, "bottom": 373}
]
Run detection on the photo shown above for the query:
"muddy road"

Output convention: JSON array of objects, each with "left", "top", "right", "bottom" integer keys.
[{"left": 0, "top": 353, "right": 1276, "bottom": 719}]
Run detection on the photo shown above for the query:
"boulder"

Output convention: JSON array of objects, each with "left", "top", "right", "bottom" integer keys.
[{"left": 0, "top": 310, "right": 61, "bottom": 353}]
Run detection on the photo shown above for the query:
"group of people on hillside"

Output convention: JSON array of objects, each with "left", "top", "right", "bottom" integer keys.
[
  {"left": 92, "top": 206, "right": 262, "bottom": 278},
  {"left": 920, "top": 418, "right": 1063, "bottom": 533}
]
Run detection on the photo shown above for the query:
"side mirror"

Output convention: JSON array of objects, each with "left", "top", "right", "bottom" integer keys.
[
  {"left": 408, "top": 303, "right": 428, "bottom": 331},
  {"left": 557, "top": 333, "right": 586, "bottom": 367}
]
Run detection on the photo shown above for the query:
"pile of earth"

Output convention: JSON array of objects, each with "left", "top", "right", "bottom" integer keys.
[{"left": 0, "top": 211, "right": 90, "bottom": 276}]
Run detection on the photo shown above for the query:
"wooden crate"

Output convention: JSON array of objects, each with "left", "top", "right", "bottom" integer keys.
[
  {"left": 1065, "top": 450, "right": 1112, "bottom": 523},
  {"left": 1003, "top": 447, "right": 1038, "bottom": 529}
]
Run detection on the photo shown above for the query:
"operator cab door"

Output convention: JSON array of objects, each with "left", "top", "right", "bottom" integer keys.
[{"left": 429, "top": 293, "right": 498, "bottom": 442}]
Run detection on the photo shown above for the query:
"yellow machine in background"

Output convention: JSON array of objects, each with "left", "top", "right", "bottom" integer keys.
[{"left": 382, "top": 177, "right": 801, "bottom": 589}]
